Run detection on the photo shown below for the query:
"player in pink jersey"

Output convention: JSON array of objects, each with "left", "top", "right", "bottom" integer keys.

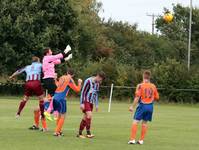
[{"left": 42, "top": 46, "right": 72, "bottom": 121}]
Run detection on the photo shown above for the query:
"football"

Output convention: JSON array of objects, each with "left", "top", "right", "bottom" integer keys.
[{"left": 163, "top": 12, "right": 174, "bottom": 23}]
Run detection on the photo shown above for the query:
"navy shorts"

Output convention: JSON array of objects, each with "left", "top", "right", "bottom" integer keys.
[
  {"left": 53, "top": 99, "right": 67, "bottom": 114},
  {"left": 44, "top": 101, "right": 50, "bottom": 111},
  {"left": 134, "top": 103, "right": 153, "bottom": 122}
]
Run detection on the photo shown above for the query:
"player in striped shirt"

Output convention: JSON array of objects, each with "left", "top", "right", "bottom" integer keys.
[
  {"left": 9, "top": 56, "right": 47, "bottom": 130},
  {"left": 77, "top": 71, "right": 105, "bottom": 138},
  {"left": 128, "top": 70, "right": 159, "bottom": 145}
]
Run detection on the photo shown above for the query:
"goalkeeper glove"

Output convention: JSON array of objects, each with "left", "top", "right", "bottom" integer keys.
[
  {"left": 64, "top": 53, "right": 72, "bottom": 61},
  {"left": 62, "top": 45, "right": 72, "bottom": 58}
]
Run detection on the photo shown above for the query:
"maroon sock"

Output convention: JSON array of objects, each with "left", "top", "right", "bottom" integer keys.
[
  {"left": 79, "top": 119, "right": 86, "bottom": 135},
  {"left": 86, "top": 118, "right": 91, "bottom": 134},
  {"left": 17, "top": 100, "right": 27, "bottom": 115},
  {"left": 39, "top": 100, "right": 44, "bottom": 118}
]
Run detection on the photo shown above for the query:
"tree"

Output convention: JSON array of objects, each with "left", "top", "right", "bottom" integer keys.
[
  {"left": 0, "top": 0, "right": 77, "bottom": 73},
  {"left": 156, "top": 4, "right": 199, "bottom": 65}
]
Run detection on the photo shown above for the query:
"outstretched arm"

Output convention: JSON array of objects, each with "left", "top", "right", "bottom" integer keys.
[
  {"left": 9, "top": 67, "right": 26, "bottom": 79},
  {"left": 49, "top": 54, "right": 72, "bottom": 65},
  {"left": 52, "top": 59, "right": 61, "bottom": 65},
  {"left": 45, "top": 54, "right": 63, "bottom": 63}
]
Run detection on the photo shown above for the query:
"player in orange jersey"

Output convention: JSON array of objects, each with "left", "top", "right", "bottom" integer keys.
[
  {"left": 53, "top": 69, "right": 82, "bottom": 137},
  {"left": 128, "top": 70, "right": 159, "bottom": 145}
]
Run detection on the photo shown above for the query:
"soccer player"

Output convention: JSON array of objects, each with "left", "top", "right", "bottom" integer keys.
[
  {"left": 77, "top": 71, "right": 105, "bottom": 138},
  {"left": 42, "top": 46, "right": 72, "bottom": 96},
  {"left": 9, "top": 56, "right": 47, "bottom": 130},
  {"left": 128, "top": 70, "right": 159, "bottom": 145},
  {"left": 42, "top": 46, "right": 72, "bottom": 120},
  {"left": 53, "top": 69, "right": 82, "bottom": 137}
]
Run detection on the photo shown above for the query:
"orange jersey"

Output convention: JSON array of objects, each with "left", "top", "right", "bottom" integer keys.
[
  {"left": 135, "top": 82, "right": 159, "bottom": 104},
  {"left": 54, "top": 75, "right": 81, "bottom": 99}
]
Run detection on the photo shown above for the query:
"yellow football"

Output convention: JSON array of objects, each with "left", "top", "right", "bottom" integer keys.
[{"left": 163, "top": 13, "right": 174, "bottom": 23}]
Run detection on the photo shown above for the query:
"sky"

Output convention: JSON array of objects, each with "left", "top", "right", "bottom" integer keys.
[{"left": 98, "top": 0, "right": 199, "bottom": 33}]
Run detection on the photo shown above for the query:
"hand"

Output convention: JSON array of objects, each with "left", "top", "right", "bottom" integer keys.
[
  {"left": 9, "top": 75, "right": 14, "bottom": 79},
  {"left": 80, "top": 104, "right": 85, "bottom": 111},
  {"left": 96, "top": 107, "right": 99, "bottom": 112},
  {"left": 64, "top": 45, "right": 71, "bottom": 54},
  {"left": 129, "top": 106, "right": 134, "bottom": 112},
  {"left": 78, "top": 79, "right": 83, "bottom": 84},
  {"left": 64, "top": 54, "right": 72, "bottom": 61}
]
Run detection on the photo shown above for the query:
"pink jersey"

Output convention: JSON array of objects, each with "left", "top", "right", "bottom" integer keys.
[{"left": 42, "top": 53, "right": 63, "bottom": 79}]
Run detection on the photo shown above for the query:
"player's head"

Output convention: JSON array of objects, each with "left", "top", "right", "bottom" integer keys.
[
  {"left": 95, "top": 71, "right": 106, "bottom": 84},
  {"left": 32, "top": 56, "right": 40, "bottom": 63},
  {"left": 43, "top": 47, "right": 52, "bottom": 56},
  {"left": 67, "top": 68, "right": 75, "bottom": 77},
  {"left": 143, "top": 70, "right": 151, "bottom": 81}
]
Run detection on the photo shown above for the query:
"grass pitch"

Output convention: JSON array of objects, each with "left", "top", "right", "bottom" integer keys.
[{"left": 0, "top": 97, "right": 199, "bottom": 150}]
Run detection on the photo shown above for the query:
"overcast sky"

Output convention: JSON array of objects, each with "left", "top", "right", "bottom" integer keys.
[{"left": 98, "top": 0, "right": 199, "bottom": 33}]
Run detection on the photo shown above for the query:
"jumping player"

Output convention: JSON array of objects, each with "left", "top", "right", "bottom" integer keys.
[
  {"left": 77, "top": 71, "right": 105, "bottom": 138},
  {"left": 53, "top": 69, "right": 82, "bottom": 137},
  {"left": 42, "top": 46, "right": 72, "bottom": 120},
  {"left": 44, "top": 73, "right": 59, "bottom": 121},
  {"left": 128, "top": 70, "right": 159, "bottom": 145},
  {"left": 9, "top": 56, "right": 47, "bottom": 130}
]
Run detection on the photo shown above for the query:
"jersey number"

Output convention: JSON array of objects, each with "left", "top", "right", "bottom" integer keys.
[{"left": 144, "top": 88, "right": 153, "bottom": 99}]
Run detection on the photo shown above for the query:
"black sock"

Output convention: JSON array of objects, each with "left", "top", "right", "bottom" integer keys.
[
  {"left": 87, "top": 130, "right": 91, "bottom": 135},
  {"left": 79, "top": 130, "right": 83, "bottom": 135}
]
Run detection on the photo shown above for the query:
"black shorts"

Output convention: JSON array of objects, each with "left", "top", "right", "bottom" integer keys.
[{"left": 42, "top": 78, "right": 57, "bottom": 96}]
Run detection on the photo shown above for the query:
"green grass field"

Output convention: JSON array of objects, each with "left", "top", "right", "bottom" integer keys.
[{"left": 0, "top": 97, "right": 199, "bottom": 150}]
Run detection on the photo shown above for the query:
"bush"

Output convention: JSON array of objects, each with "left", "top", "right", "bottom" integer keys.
[{"left": 152, "top": 59, "right": 199, "bottom": 103}]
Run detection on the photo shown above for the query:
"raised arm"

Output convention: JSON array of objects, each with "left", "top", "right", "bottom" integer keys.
[
  {"left": 52, "top": 59, "right": 61, "bottom": 65},
  {"left": 68, "top": 79, "right": 82, "bottom": 93},
  {"left": 45, "top": 53, "right": 63, "bottom": 63}
]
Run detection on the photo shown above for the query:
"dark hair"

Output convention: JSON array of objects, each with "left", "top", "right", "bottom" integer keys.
[
  {"left": 32, "top": 56, "right": 40, "bottom": 63},
  {"left": 143, "top": 70, "right": 151, "bottom": 80},
  {"left": 97, "top": 71, "right": 106, "bottom": 80},
  {"left": 43, "top": 47, "right": 51, "bottom": 56},
  {"left": 67, "top": 68, "right": 75, "bottom": 76}
]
